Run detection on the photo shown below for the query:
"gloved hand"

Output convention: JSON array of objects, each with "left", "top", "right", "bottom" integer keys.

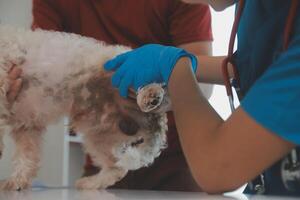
[{"left": 104, "top": 44, "right": 197, "bottom": 97}]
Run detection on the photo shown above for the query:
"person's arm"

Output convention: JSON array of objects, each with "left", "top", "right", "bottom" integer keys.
[
  {"left": 177, "top": 44, "right": 234, "bottom": 85},
  {"left": 168, "top": 57, "right": 294, "bottom": 193},
  {"left": 182, "top": 0, "right": 236, "bottom": 11},
  {"left": 170, "top": 2, "right": 216, "bottom": 84},
  {"left": 179, "top": 41, "right": 215, "bottom": 98},
  {"left": 179, "top": 41, "right": 212, "bottom": 56},
  {"left": 195, "top": 55, "right": 233, "bottom": 84},
  {"left": 203, "top": 0, "right": 236, "bottom": 11},
  {"left": 7, "top": 66, "right": 22, "bottom": 102},
  {"left": 173, "top": 1, "right": 234, "bottom": 85}
]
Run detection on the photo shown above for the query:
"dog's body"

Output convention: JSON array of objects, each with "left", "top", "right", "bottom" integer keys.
[{"left": 0, "top": 26, "right": 168, "bottom": 190}]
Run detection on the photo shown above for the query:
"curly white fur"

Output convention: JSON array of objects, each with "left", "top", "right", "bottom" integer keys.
[{"left": 0, "top": 26, "right": 168, "bottom": 190}]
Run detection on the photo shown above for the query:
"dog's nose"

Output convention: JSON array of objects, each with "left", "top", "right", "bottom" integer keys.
[{"left": 118, "top": 116, "right": 139, "bottom": 136}]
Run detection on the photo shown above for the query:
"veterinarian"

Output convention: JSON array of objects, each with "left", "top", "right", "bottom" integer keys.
[
  {"left": 105, "top": 0, "right": 300, "bottom": 196},
  {"left": 5, "top": 0, "right": 214, "bottom": 192}
]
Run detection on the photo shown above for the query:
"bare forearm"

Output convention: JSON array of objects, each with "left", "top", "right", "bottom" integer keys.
[
  {"left": 179, "top": 41, "right": 234, "bottom": 85},
  {"left": 179, "top": 41, "right": 214, "bottom": 98},
  {"left": 169, "top": 58, "right": 223, "bottom": 135},
  {"left": 194, "top": 55, "right": 234, "bottom": 84},
  {"left": 168, "top": 58, "right": 294, "bottom": 193},
  {"left": 168, "top": 58, "right": 226, "bottom": 190}
]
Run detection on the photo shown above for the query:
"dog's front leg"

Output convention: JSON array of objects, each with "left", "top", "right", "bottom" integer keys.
[
  {"left": 0, "top": 127, "right": 44, "bottom": 190},
  {"left": 75, "top": 166, "right": 127, "bottom": 190},
  {"left": 75, "top": 134, "right": 127, "bottom": 189}
]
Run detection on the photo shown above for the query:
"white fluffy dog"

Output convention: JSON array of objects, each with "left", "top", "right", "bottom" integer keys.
[{"left": 0, "top": 26, "right": 170, "bottom": 190}]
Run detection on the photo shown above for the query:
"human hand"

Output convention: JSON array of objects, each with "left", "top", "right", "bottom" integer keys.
[
  {"left": 104, "top": 44, "right": 197, "bottom": 97},
  {"left": 7, "top": 66, "right": 22, "bottom": 102}
]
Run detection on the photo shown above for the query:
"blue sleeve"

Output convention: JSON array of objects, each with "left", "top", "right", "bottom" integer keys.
[{"left": 241, "top": 34, "right": 300, "bottom": 145}]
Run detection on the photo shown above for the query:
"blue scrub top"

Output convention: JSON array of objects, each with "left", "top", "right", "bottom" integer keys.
[{"left": 233, "top": 0, "right": 300, "bottom": 195}]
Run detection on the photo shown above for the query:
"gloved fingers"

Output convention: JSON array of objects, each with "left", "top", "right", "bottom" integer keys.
[
  {"left": 111, "top": 65, "right": 128, "bottom": 88},
  {"left": 133, "top": 68, "right": 165, "bottom": 91},
  {"left": 118, "top": 71, "right": 134, "bottom": 98},
  {"left": 133, "top": 70, "right": 149, "bottom": 91},
  {"left": 104, "top": 52, "right": 130, "bottom": 71}
]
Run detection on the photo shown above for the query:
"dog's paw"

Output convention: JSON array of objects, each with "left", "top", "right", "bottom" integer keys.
[
  {"left": 0, "top": 178, "right": 31, "bottom": 191},
  {"left": 75, "top": 176, "right": 106, "bottom": 190},
  {"left": 137, "top": 83, "right": 165, "bottom": 112},
  {"left": 75, "top": 169, "right": 124, "bottom": 190}
]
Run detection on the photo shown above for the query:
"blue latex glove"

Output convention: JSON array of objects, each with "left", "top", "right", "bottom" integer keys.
[{"left": 104, "top": 44, "right": 197, "bottom": 97}]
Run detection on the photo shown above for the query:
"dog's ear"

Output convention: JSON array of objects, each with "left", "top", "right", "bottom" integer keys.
[{"left": 136, "top": 84, "right": 172, "bottom": 113}]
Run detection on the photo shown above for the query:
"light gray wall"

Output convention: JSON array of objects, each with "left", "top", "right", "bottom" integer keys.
[{"left": 0, "top": 0, "right": 32, "bottom": 28}]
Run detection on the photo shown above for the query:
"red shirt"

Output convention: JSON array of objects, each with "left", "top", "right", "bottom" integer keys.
[
  {"left": 32, "top": 0, "right": 212, "bottom": 47},
  {"left": 32, "top": 0, "right": 212, "bottom": 191}
]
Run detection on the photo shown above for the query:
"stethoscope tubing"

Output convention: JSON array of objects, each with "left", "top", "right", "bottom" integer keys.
[{"left": 222, "top": 0, "right": 299, "bottom": 112}]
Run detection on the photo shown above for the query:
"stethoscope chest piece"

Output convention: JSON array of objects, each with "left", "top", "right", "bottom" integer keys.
[{"left": 281, "top": 149, "right": 300, "bottom": 191}]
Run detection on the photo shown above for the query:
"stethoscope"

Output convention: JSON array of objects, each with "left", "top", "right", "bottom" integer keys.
[
  {"left": 222, "top": 0, "right": 299, "bottom": 112},
  {"left": 222, "top": 0, "right": 299, "bottom": 194}
]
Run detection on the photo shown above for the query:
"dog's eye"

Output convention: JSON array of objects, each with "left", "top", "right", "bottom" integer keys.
[{"left": 118, "top": 116, "right": 139, "bottom": 136}]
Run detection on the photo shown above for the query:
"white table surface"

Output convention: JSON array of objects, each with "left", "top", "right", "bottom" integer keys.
[{"left": 0, "top": 188, "right": 299, "bottom": 200}]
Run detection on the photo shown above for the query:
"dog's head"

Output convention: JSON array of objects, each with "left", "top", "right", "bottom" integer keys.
[
  {"left": 70, "top": 73, "right": 169, "bottom": 170},
  {"left": 112, "top": 93, "right": 168, "bottom": 170}
]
